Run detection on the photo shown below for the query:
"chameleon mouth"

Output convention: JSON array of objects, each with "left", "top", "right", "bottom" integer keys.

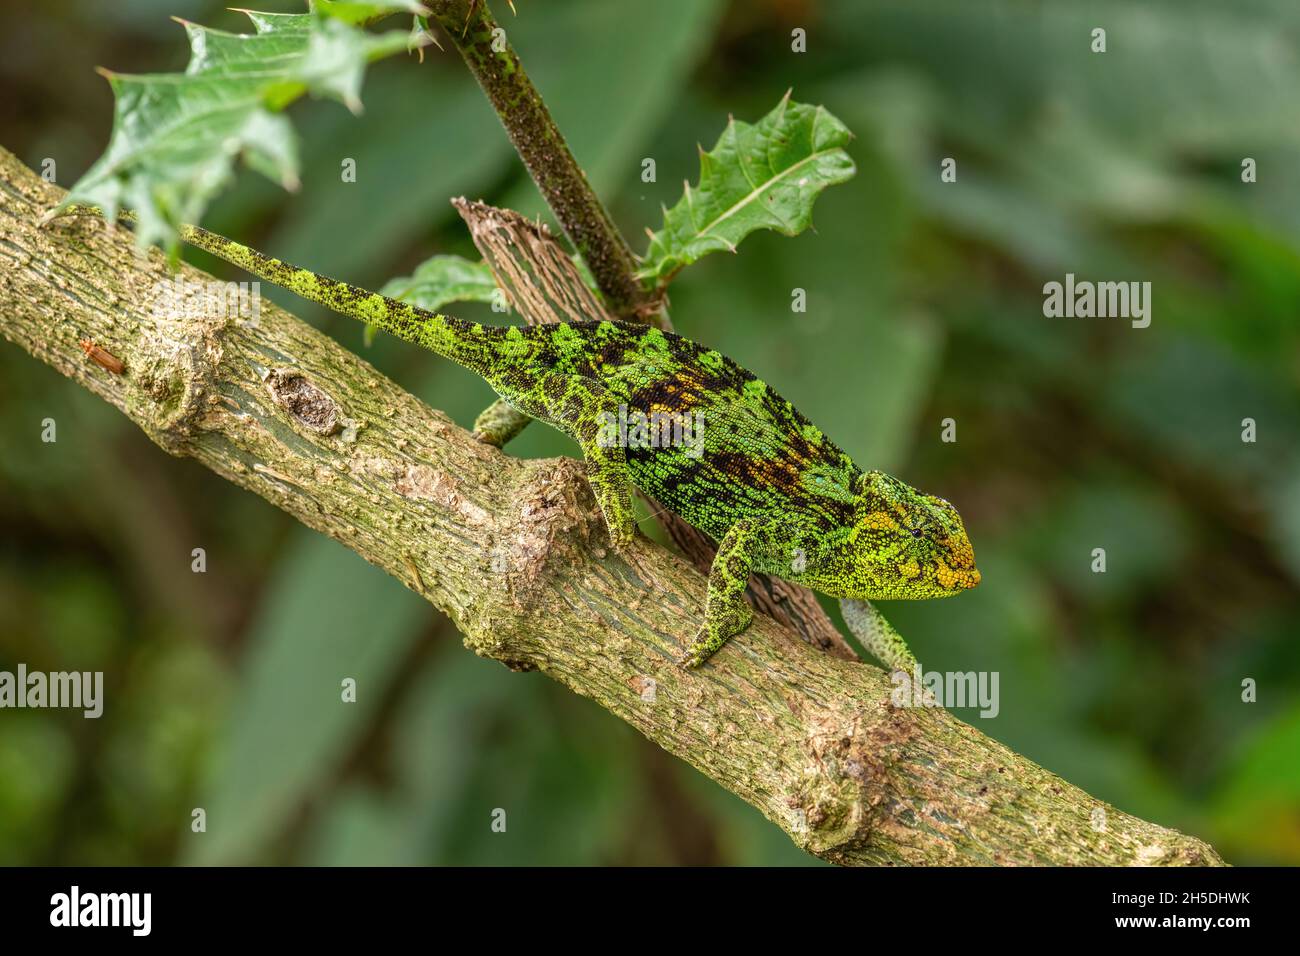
[
  {"left": 934, "top": 559, "right": 980, "bottom": 592},
  {"left": 945, "top": 571, "right": 979, "bottom": 592}
]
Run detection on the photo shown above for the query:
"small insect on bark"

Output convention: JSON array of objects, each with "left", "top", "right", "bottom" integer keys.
[{"left": 79, "top": 338, "right": 125, "bottom": 375}]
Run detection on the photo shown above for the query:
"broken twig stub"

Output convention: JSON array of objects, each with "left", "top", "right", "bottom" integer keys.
[{"left": 265, "top": 368, "right": 340, "bottom": 435}]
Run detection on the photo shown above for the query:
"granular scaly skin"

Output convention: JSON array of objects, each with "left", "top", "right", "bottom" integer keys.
[{"left": 170, "top": 221, "right": 981, "bottom": 669}]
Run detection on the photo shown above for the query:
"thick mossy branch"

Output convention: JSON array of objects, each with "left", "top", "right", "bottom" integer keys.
[{"left": 0, "top": 150, "right": 1224, "bottom": 866}]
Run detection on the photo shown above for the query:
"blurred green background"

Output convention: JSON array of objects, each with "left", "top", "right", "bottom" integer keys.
[{"left": 2, "top": 0, "right": 1298, "bottom": 865}]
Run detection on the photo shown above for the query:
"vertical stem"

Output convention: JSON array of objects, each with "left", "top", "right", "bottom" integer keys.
[{"left": 428, "top": 0, "right": 656, "bottom": 321}]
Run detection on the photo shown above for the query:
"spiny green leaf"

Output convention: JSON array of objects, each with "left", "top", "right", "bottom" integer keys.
[
  {"left": 639, "top": 94, "right": 856, "bottom": 284},
  {"left": 369, "top": 255, "right": 499, "bottom": 346},
  {"left": 57, "top": 8, "right": 417, "bottom": 254},
  {"left": 408, "top": 14, "right": 435, "bottom": 54},
  {"left": 312, "top": 0, "right": 430, "bottom": 27},
  {"left": 295, "top": 14, "right": 413, "bottom": 112}
]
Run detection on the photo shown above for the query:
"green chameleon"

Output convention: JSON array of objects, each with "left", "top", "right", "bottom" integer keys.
[{"left": 71, "top": 209, "right": 980, "bottom": 670}]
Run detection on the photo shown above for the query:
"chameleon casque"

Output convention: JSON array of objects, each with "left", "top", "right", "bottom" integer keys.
[{"left": 103, "top": 215, "right": 981, "bottom": 670}]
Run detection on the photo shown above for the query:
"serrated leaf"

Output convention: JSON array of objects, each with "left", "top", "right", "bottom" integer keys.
[
  {"left": 408, "top": 14, "right": 434, "bottom": 54},
  {"left": 638, "top": 94, "right": 856, "bottom": 283},
  {"left": 313, "top": 0, "right": 430, "bottom": 27},
  {"left": 297, "top": 14, "right": 413, "bottom": 112},
  {"left": 58, "top": 9, "right": 414, "bottom": 253}
]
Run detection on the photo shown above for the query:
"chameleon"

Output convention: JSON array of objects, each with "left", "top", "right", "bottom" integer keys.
[{"left": 64, "top": 208, "right": 980, "bottom": 670}]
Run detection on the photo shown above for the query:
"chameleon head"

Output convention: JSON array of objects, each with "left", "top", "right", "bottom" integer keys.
[{"left": 833, "top": 470, "right": 980, "bottom": 600}]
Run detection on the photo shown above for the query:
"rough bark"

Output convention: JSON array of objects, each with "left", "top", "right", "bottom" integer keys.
[{"left": 0, "top": 150, "right": 1225, "bottom": 866}]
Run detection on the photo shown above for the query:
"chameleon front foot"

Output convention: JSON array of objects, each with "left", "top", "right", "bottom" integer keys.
[
  {"left": 677, "top": 604, "right": 754, "bottom": 669},
  {"left": 676, "top": 628, "right": 717, "bottom": 669},
  {"left": 677, "top": 517, "right": 786, "bottom": 668}
]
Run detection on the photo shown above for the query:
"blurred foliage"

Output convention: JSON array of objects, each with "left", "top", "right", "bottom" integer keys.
[
  {"left": 1, "top": 0, "right": 1297, "bottom": 865},
  {"left": 56, "top": 6, "right": 417, "bottom": 253}
]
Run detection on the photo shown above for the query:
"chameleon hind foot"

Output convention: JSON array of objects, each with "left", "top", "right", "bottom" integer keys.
[
  {"left": 532, "top": 371, "right": 638, "bottom": 555},
  {"left": 678, "top": 604, "right": 752, "bottom": 668},
  {"left": 575, "top": 420, "right": 636, "bottom": 554},
  {"left": 678, "top": 517, "right": 792, "bottom": 668},
  {"left": 563, "top": 475, "right": 634, "bottom": 553},
  {"left": 676, "top": 606, "right": 753, "bottom": 669}
]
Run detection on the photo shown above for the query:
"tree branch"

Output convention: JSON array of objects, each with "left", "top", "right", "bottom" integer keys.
[
  {"left": 0, "top": 150, "right": 1225, "bottom": 865},
  {"left": 428, "top": 0, "right": 657, "bottom": 321}
]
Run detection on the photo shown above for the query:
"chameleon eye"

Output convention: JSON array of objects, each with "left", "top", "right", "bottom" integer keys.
[{"left": 909, "top": 527, "right": 923, "bottom": 539}]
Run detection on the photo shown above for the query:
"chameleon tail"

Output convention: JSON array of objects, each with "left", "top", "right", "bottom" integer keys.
[
  {"left": 176, "top": 222, "right": 499, "bottom": 373},
  {"left": 60, "top": 205, "right": 499, "bottom": 374}
]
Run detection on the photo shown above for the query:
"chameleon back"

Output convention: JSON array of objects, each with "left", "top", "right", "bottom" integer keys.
[{"left": 493, "top": 320, "right": 862, "bottom": 544}]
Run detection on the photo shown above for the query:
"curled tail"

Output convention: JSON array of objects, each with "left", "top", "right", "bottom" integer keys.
[{"left": 60, "top": 205, "right": 498, "bottom": 374}]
